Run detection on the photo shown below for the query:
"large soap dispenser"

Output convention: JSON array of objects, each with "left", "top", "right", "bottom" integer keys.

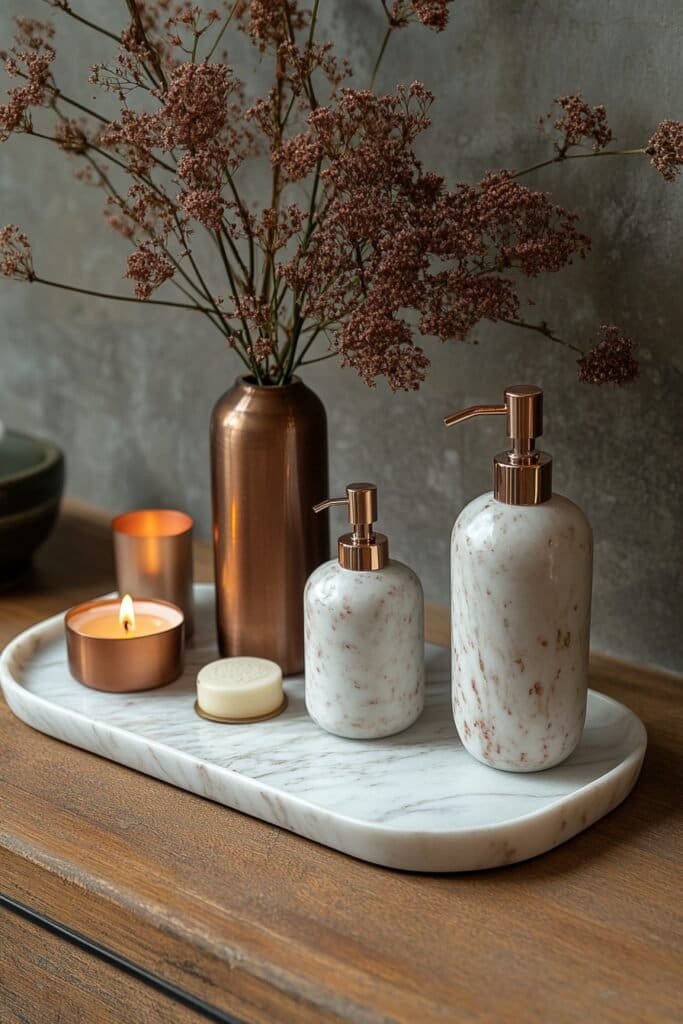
[
  {"left": 444, "top": 386, "right": 592, "bottom": 772},
  {"left": 304, "top": 483, "right": 424, "bottom": 739}
]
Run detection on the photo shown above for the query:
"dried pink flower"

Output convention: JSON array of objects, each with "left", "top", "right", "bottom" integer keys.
[
  {"left": 125, "top": 241, "right": 175, "bottom": 299},
  {"left": 104, "top": 184, "right": 178, "bottom": 242},
  {"left": 552, "top": 94, "right": 613, "bottom": 153},
  {"left": 0, "top": 224, "right": 33, "bottom": 280},
  {"left": 389, "top": 1, "right": 454, "bottom": 32},
  {"left": 338, "top": 308, "right": 430, "bottom": 390},
  {"left": 420, "top": 271, "right": 519, "bottom": 340},
  {"left": 647, "top": 120, "right": 683, "bottom": 182},
  {"left": 281, "top": 86, "right": 589, "bottom": 388},
  {"left": 409, "top": 1, "right": 452, "bottom": 31},
  {"left": 159, "top": 61, "right": 235, "bottom": 150},
  {"left": 235, "top": 0, "right": 307, "bottom": 52},
  {"left": 469, "top": 171, "right": 590, "bottom": 275},
  {"left": 178, "top": 187, "right": 225, "bottom": 230},
  {"left": 233, "top": 294, "right": 274, "bottom": 331},
  {"left": 277, "top": 39, "right": 350, "bottom": 96},
  {"left": 103, "top": 207, "right": 136, "bottom": 240},
  {"left": 254, "top": 204, "right": 305, "bottom": 251},
  {"left": 577, "top": 325, "right": 639, "bottom": 385},
  {"left": 1, "top": 1, "right": 674, "bottom": 389},
  {"left": 100, "top": 109, "right": 160, "bottom": 176},
  {"left": 250, "top": 336, "right": 276, "bottom": 361},
  {"left": 12, "top": 17, "right": 55, "bottom": 50},
  {"left": 54, "top": 117, "right": 89, "bottom": 154},
  {"left": 0, "top": 50, "right": 54, "bottom": 140}
]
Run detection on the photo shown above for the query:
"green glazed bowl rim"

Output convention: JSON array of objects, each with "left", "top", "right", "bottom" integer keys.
[{"left": 0, "top": 428, "right": 64, "bottom": 486}]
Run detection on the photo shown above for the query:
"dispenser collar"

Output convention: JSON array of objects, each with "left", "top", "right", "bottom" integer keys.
[{"left": 314, "top": 483, "right": 389, "bottom": 570}]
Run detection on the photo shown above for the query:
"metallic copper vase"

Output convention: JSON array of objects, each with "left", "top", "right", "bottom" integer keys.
[{"left": 210, "top": 376, "right": 329, "bottom": 675}]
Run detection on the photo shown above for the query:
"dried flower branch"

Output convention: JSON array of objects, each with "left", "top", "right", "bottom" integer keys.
[
  {"left": 551, "top": 94, "right": 613, "bottom": 154},
  {"left": 577, "top": 325, "right": 639, "bottom": 385},
  {"left": 0, "top": 225, "right": 34, "bottom": 280},
  {"left": 0, "top": 6, "right": 680, "bottom": 388},
  {"left": 647, "top": 120, "right": 683, "bottom": 182}
]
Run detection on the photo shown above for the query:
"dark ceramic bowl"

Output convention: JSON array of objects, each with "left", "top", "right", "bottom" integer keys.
[{"left": 0, "top": 429, "right": 65, "bottom": 582}]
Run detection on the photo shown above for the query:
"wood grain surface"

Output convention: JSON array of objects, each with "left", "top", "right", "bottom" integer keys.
[
  {"left": 0, "top": 908, "right": 210, "bottom": 1024},
  {"left": 0, "top": 501, "right": 681, "bottom": 1023}
]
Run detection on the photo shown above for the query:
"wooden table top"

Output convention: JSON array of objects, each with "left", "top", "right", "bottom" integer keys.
[{"left": 1, "top": 500, "right": 681, "bottom": 1023}]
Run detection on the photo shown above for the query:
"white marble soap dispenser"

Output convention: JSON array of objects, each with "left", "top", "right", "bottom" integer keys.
[
  {"left": 304, "top": 483, "right": 424, "bottom": 739},
  {"left": 444, "top": 386, "right": 593, "bottom": 772}
]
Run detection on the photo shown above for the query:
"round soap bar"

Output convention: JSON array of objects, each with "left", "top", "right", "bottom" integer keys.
[{"left": 196, "top": 657, "right": 284, "bottom": 721}]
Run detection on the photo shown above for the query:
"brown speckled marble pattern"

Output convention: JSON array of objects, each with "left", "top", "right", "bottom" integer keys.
[
  {"left": 452, "top": 492, "right": 593, "bottom": 772},
  {"left": 304, "top": 559, "right": 424, "bottom": 739}
]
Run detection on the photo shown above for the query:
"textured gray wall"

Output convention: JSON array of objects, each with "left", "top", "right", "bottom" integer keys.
[{"left": 1, "top": 1, "right": 681, "bottom": 671}]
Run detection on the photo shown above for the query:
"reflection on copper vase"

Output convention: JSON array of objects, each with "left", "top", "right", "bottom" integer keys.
[{"left": 210, "top": 376, "right": 329, "bottom": 675}]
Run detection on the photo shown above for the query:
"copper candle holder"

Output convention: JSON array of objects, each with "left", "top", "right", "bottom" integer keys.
[
  {"left": 65, "top": 597, "right": 184, "bottom": 693},
  {"left": 112, "top": 509, "right": 194, "bottom": 639}
]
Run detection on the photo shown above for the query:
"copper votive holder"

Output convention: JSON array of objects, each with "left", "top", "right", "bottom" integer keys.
[
  {"left": 65, "top": 597, "right": 184, "bottom": 693},
  {"left": 112, "top": 509, "right": 194, "bottom": 639}
]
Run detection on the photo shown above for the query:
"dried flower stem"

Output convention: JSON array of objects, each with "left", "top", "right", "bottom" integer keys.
[
  {"left": 11, "top": 67, "right": 176, "bottom": 173},
  {"left": 502, "top": 317, "right": 583, "bottom": 355},
  {"left": 370, "top": 26, "right": 393, "bottom": 88},
  {"left": 124, "top": 0, "right": 167, "bottom": 91},
  {"left": 299, "top": 351, "right": 336, "bottom": 366},
  {"left": 44, "top": 76, "right": 109, "bottom": 126},
  {"left": 511, "top": 147, "right": 647, "bottom": 180},
  {"left": 87, "top": 153, "right": 228, "bottom": 328},
  {"left": 30, "top": 274, "right": 215, "bottom": 312},
  {"left": 292, "top": 322, "right": 330, "bottom": 368},
  {"left": 44, "top": 2, "right": 121, "bottom": 45},
  {"left": 215, "top": 229, "right": 258, "bottom": 360},
  {"left": 28, "top": 272, "right": 255, "bottom": 372},
  {"left": 205, "top": 0, "right": 241, "bottom": 61},
  {"left": 224, "top": 170, "right": 254, "bottom": 282},
  {"left": 25, "top": 126, "right": 222, "bottom": 336}
]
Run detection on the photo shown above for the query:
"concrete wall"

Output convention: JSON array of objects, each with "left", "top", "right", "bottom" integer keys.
[{"left": 1, "top": 1, "right": 681, "bottom": 671}]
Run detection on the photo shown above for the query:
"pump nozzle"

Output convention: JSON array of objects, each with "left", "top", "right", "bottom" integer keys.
[
  {"left": 443, "top": 403, "right": 506, "bottom": 427},
  {"left": 314, "top": 483, "right": 388, "bottom": 570},
  {"left": 443, "top": 385, "right": 552, "bottom": 506}
]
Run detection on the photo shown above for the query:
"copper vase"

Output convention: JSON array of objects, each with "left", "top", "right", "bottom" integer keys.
[{"left": 210, "top": 376, "right": 329, "bottom": 675}]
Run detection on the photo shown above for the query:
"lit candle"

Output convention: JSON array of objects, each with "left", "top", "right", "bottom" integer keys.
[
  {"left": 66, "top": 595, "right": 184, "bottom": 693},
  {"left": 72, "top": 594, "right": 174, "bottom": 639}
]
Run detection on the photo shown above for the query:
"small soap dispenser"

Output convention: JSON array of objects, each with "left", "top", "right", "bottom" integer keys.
[
  {"left": 444, "top": 386, "right": 593, "bottom": 772},
  {"left": 304, "top": 483, "right": 424, "bottom": 739}
]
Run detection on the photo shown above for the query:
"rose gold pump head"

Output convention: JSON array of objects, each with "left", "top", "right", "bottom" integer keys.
[
  {"left": 444, "top": 385, "right": 552, "bottom": 506},
  {"left": 314, "top": 483, "right": 389, "bottom": 570}
]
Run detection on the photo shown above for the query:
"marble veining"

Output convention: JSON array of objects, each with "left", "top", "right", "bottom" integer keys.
[
  {"left": 0, "top": 584, "right": 645, "bottom": 872},
  {"left": 304, "top": 559, "right": 424, "bottom": 738},
  {"left": 452, "top": 493, "right": 593, "bottom": 772}
]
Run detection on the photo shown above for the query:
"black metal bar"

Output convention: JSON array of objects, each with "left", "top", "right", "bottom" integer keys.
[{"left": 0, "top": 893, "right": 246, "bottom": 1024}]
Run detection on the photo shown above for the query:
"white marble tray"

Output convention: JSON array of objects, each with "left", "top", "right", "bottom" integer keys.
[{"left": 0, "top": 584, "right": 646, "bottom": 872}]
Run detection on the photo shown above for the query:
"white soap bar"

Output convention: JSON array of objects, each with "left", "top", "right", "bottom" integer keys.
[{"left": 196, "top": 657, "right": 283, "bottom": 720}]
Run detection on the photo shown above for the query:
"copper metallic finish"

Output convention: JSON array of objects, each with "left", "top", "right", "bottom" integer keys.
[
  {"left": 193, "top": 694, "right": 288, "bottom": 725},
  {"left": 315, "top": 483, "right": 388, "bottom": 571},
  {"left": 443, "top": 404, "right": 506, "bottom": 427},
  {"left": 211, "top": 376, "right": 329, "bottom": 675},
  {"left": 65, "top": 597, "right": 184, "bottom": 693},
  {"left": 503, "top": 385, "right": 543, "bottom": 450},
  {"left": 493, "top": 451, "right": 553, "bottom": 505},
  {"left": 112, "top": 509, "right": 194, "bottom": 639},
  {"left": 444, "top": 385, "right": 552, "bottom": 506}
]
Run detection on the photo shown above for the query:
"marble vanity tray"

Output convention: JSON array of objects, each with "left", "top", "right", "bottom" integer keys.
[{"left": 0, "top": 584, "right": 646, "bottom": 872}]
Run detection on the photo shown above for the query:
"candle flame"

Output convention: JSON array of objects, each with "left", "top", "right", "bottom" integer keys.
[{"left": 119, "top": 594, "right": 135, "bottom": 633}]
